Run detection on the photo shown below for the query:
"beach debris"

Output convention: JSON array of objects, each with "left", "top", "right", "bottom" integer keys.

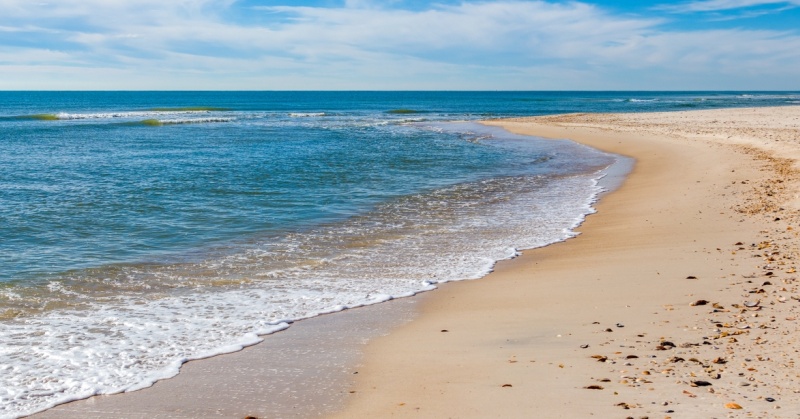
[
  {"left": 580, "top": 344, "right": 589, "bottom": 349},
  {"left": 712, "top": 357, "right": 727, "bottom": 364},
  {"left": 584, "top": 385, "right": 604, "bottom": 390},
  {"left": 501, "top": 384, "right": 513, "bottom": 388},
  {"left": 691, "top": 380, "right": 713, "bottom": 387},
  {"left": 616, "top": 323, "right": 625, "bottom": 328},
  {"left": 691, "top": 299, "right": 709, "bottom": 306},
  {"left": 440, "top": 329, "right": 449, "bottom": 332},
  {"left": 656, "top": 341, "right": 676, "bottom": 350},
  {"left": 615, "top": 402, "right": 635, "bottom": 409},
  {"left": 686, "top": 276, "right": 698, "bottom": 279},
  {"left": 683, "top": 390, "right": 697, "bottom": 398},
  {"left": 668, "top": 356, "right": 685, "bottom": 363},
  {"left": 766, "top": 397, "right": 776, "bottom": 402},
  {"left": 744, "top": 300, "right": 760, "bottom": 308},
  {"left": 725, "top": 402, "right": 743, "bottom": 409},
  {"left": 604, "top": 328, "right": 613, "bottom": 332},
  {"left": 244, "top": 416, "right": 259, "bottom": 419},
  {"left": 591, "top": 355, "right": 608, "bottom": 362},
  {"left": 626, "top": 355, "right": 639, "bottom": 359}
]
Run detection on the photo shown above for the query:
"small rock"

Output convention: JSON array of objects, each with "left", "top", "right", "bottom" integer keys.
[
  {"left": 766, "top": 397, "right": 776, "bottom": 402},
  {"left": 691, "top": 300, "right": 709, "bottom": 306},
  {"left": 691, "top": 380, "right": 712, "bottom": 387}
]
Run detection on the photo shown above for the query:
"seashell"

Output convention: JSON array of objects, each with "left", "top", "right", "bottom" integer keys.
[
  {"left": 743, "top": 300, "right": 760, "bottom": 307},
  {"left": 584, "top": 385, "right": 603, "bottom": 390},
  {"left": 691, "top": 299, "right": 709, "bottom": 306},
  {"left": 725, "top": 402, "right": 743, "bottom": 409}
]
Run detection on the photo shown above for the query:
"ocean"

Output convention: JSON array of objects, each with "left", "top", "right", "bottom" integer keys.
[{"left": 1, "top": 91, "right": 797, "bottom": 417}]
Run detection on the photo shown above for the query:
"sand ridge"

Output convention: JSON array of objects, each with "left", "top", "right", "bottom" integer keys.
[{"left": 332, "top": 106, "right": 800, "bottom": 418}]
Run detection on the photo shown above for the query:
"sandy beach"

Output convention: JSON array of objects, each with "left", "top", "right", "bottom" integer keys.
[
  {"left": 332, "top": 106, "right": 800, "bottom": 418},
  {"left": 31, "top": 106, "right": 800, "bottom": 418}
]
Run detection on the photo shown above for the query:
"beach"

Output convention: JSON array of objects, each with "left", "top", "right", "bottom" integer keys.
[
  {"left": 331, "top": 107, "right": 800, "bottom": 418},
  {"left": 29, "top": 105, "right": 800, "bottom": 418}
]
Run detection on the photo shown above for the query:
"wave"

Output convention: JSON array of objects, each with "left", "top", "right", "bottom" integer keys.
[
  {"left": 6, "top": 109, "right": 232, "bottom": 122},
  {"left": 147, "top": 107, "right": 231, "bottom": 112},
  {"left": 56, "top": 111, "right": 215, "bottom": 120},
  {"left": 133, "top": 117, "right": 236, "bottom": 126},
  {"left": 289, "top": 112, "right": 326, "bottom": 117}
]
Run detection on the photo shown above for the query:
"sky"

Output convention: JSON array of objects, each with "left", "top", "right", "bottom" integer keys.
[{"left": 0, "top": 0, "right": 799, "bottom": 90}]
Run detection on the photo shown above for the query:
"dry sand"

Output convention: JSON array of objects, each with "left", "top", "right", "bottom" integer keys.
[
  {"left": 331, "top": 106, "right": 800, "bottom": 418},
  {"left": 30, "top": 106, "right": 800, "bottom": 419}
]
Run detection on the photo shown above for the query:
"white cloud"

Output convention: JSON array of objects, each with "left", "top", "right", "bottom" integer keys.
[
  {"left": 0, "top": 1, "right": 798, "bottom": 89},
  {"left": 657, "top": 0, "right": 800, "bottom": 12}
]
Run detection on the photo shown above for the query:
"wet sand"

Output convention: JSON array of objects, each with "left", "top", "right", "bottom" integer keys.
[{"left": 331, "top": 107, "right": 800, "bottom": 418}]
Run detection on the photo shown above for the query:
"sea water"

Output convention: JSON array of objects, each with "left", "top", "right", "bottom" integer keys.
[{"left": 0, "top": 91, "right": 797, "bottom": 418}]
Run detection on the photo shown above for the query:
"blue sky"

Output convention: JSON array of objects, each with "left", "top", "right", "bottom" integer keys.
[{"left": 1, "top": 0, "right": 798, "bottom": 90}]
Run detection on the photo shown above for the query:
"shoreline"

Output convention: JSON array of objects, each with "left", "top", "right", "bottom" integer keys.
[
  {"left": 28, "top": 106, "right": 800, "bottom": 418},
  {"left": 331, "top": 107, "right": 800, "bottom": 418}
]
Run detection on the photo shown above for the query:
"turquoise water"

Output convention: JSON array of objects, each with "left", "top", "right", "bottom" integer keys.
[{"left": 0, "top": 91, "right": 797, "bottom": 417}]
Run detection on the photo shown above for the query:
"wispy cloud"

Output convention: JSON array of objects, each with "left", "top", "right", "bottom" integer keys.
[
  {"left": 0, "top": 1, "right": 798, "bottom": 89},
  {"left": 657, "top": 0, "right": 800, "bottom": 12}
]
